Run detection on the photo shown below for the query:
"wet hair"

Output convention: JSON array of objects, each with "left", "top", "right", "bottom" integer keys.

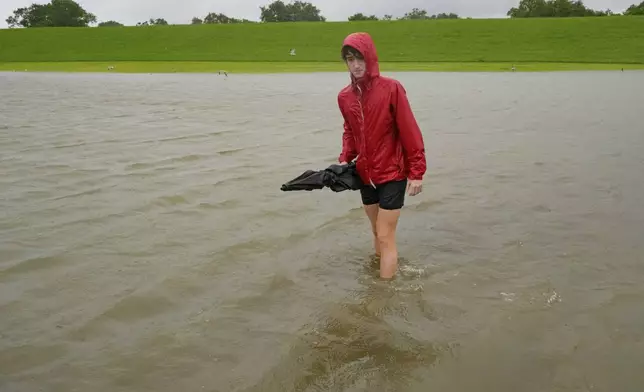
[{"left": 341, "top": 45, "right": 364, "bottom": 61}]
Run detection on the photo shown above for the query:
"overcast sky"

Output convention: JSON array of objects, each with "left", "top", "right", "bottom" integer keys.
[{"left": 0, "top": 0, "right": 637, "bottom": 28}]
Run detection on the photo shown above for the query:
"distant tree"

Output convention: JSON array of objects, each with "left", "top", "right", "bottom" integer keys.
[
  {"left": 624, "top": 1, "right": 644, "bottom": 15},
  {"left": 593, "top": 9, "right": 616, "bottom": 16},
  {"left": 191, "top": 13, "right": 253, "bottom": 24},
  {"left": 566, "top": 0, "right": 611, "bottom": 16},
  {"left": 98, "top": 20, "right": 123, "bottom": 27},
  {"left": 397, "top": 8, "right": 459, "bottom": 20},
  {"left": 260, "top": 0, "right": 287, "bottom": 22},
  {"left": 507, "top": 0, "right": 550, "bottom": 17},
  {"left": 6, "top": 4, "right": 49, "bottom": 27},
  {"left": 432, "top": 13, "right": 460, "bottom": 19},
  {"left": 348, "top": 13, "right": 378, "bottom": 21},
  {"left": 508, "top": 0, "right": 615, "bottom": 17},
  {"left": 399, "top": 8, "right": 430, "bottom": 19},
  {"left": 203, "top": 12, "right": 251, "bottom": 24},
  {"left": 137, "top": 18, "right": 168, "bottom": 26},
  {"left": 260, "top": 0, "right": 326, "bottom": 22},
  {"left": 6, "top": 0, "right": 96, "bottom": 28},
  {"left": 204, "top": 12, "right": 229, "bottom": 23},
  {"left": 383, "top": 14, "right": 393, "bottom": 20}
]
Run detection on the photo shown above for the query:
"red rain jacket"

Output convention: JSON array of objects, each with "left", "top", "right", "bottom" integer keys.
[{"left": 338, "top": 32, "right": 426, "bottom": 186}]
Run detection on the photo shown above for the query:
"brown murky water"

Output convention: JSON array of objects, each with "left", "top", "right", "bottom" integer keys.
[{"left": 1, "top": 70, "right": 644, "bottom": 392}]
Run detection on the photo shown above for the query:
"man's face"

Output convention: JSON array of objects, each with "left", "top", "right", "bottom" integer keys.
[{"left": 345, "top": 53, "right": 366, "bottom": 79}]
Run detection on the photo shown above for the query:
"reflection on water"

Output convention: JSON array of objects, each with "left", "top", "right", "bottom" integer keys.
[{"left": 1, "top": 71, "right": 644, "bottom": 391}]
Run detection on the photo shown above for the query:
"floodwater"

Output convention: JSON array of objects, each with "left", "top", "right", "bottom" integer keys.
[{"left": 1, "top": 70, "right": 643, "bottom": 392}]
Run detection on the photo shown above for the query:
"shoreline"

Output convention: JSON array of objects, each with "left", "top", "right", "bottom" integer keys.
[{"left": 1, "top": 61, "right": 642, "bottom": 74}]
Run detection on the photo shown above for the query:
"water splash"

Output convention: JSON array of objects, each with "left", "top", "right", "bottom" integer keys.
[
  {"left": 545, "top": 290, "right": 562, "bottom": 305},
  {"left": 500, "top": 292, "right": 516, "bottom": 302}
]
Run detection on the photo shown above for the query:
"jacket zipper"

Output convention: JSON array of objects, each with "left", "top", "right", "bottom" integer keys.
[{"left": 356, "top": 85, "right": 375, "bottom": 189}]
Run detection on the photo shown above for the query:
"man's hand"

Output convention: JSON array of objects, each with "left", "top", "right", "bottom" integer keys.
[
  {"left": 406, "top": 179, "right": 423, "bottom": 196},
  {"left": 339, "top": 161, "right": 348, "bottom": 165}
]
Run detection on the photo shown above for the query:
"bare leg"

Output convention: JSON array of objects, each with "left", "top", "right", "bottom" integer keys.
[
  {"left": 376, "top": 208, "right": 401, "bottom": 279},
  {"left": 363, "top": 204, "right": 380, "bottom": 257}
]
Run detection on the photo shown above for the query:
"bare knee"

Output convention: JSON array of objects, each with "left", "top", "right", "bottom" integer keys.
[
  {"left": 375, "top": 208, "right": 400, "bottom": 249},
  {"left": 376, "top": 228, "right": 394, "bottom": 247}
]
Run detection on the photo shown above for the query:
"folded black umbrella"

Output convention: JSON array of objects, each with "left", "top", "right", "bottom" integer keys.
[{"left": 280, "top": 161, "right": 364, "bottom": 192}]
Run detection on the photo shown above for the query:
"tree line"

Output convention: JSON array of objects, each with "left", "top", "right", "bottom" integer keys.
[
  {"left": 507, "top": 0, "right": 643, "bottom": 17},
  {"left": 6, "top": 0, "right": 644, "bottom": 28},
  {"left": 349, "top": 9, "right": 461, "bottom": 21}
]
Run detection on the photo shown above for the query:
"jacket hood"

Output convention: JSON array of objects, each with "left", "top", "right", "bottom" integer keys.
[{"left": 342, "top": 32, "right": 380, "bottom": 85}]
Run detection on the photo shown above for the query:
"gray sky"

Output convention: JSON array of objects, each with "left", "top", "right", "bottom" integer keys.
[{"left": 0, "top": 0, "right": 637, "bottom": 28}]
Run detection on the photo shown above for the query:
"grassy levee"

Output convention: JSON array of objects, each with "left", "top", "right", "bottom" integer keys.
[{"left": 1, "top": 16, "right": 643, "bottom": 73}]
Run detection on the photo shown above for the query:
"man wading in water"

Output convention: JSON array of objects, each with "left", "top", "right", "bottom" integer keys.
[{"left": 337, "top": 32, "right": 427, "bottom": 279}]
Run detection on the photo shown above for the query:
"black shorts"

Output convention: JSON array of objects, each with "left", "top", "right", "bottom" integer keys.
[{"left": 360, "top": 179, "right": 407, "bottom": 210}]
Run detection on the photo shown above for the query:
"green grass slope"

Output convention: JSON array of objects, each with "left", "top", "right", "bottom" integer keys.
[
  {"left": 2, "top": 61, "right": 642, "bottom": 74},
  {"left": 1, "top": 16, "right": 643, "bottom": 72}
]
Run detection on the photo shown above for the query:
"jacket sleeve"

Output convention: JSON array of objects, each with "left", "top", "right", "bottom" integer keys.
[
  {"left": 392, "top": 81, "right": 426, "bottom": 180},
  {"left": 338, "top": 96, "right": 358, "bottom": 163}
]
